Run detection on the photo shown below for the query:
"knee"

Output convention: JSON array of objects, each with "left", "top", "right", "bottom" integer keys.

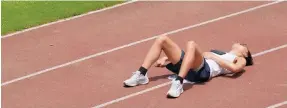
[
  {"left": 186, "top": 41, "right": 197, "bottom": 50},
  {"left": 155, "top": 35, "right": 168, "bottom": 44}
]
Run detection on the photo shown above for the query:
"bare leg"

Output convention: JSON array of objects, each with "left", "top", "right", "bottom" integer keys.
[
  {"left": 178, "top": 41, "right": 203, "bottom": 78},
  {"left": 141, "top": 35, "right": 182, "bottom": 69},
  {"left": 166, "top": 41, "right": 204, "bottom": 98},
  {"left": 123, "top": 35, "right": 183, "bottom": 87}
]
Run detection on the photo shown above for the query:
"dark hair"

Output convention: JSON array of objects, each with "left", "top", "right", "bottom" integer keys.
[
  {"left": 244, "top": 49, "right": 253, "bottom": 66},
  {"left": 240, "top": 43, "right": 253, "bottom": 66}
]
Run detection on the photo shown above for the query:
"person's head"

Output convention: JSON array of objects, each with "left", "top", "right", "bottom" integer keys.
[{"left": 232, "top": 43, "right": 253, "bottom": 66}]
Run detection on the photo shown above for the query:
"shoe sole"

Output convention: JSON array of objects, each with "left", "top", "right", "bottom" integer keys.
[
  {"left": 166, "top": 94, "right": 178, "bottom": 99},
  {"left": 166, "top": 88, "right": 183, "bottom": 98},
  {"left": 123, "top": 82, "right": 137, "bottom": 87},
  {"left": 123, "top": 80, "right": 149, "bottom": 88}
]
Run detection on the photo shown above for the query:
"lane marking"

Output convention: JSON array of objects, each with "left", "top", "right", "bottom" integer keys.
[
  {"left": 96, "top": 81, "right": 172, "bottom": 108},
  {"left": 92, "top": 44, "right": 287, "bottom": 108},
  {"left": 252, "top": 44, "right": 287, "bottom": 57},
  {"left": 1, "top": 1, "right": 137, "bottom": 39},
  {"left": 267, "top": 101, "right": 287, "bottom": 108},
  {"left": 1, "top": 1, "right": 283, "bottom": 86}
]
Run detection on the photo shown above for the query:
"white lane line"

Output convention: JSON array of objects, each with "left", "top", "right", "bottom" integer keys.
[
  {"left": 1, "top": 1, "right": 137, "bottom": 39},
  {"left": 1, "top": 1, "right": 283, "bottom": 87},
  {"left": 252, "top": 44, "right": 287, "bottom": 57},
  {"left": 96, "top": 82, "right": 172, "bottom": 108},
  {"left": 92, "top": 44, "right": 287, "bottom": 108},
  {"left": 267, "top": 101, "right": 287, "bottom": 108}
]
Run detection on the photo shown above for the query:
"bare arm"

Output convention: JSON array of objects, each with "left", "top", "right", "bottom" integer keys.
[{"left": 204, "top": 52, "right": 246, "bottom": 73}]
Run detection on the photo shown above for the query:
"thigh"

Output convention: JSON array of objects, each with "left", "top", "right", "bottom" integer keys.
[
  {"left": 162, "top": 36, "right": 182, "bottom": 64},
  {"left": 166, "top": 50, "right": 184, "bottom": 74},
  {"left": 186, "top": 41, "right": 204, "bottom": 71}
]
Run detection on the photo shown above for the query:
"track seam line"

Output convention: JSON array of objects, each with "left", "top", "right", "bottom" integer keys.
[
  {"left": 92, "top": 44, "right": 287, "bottom": 108},
  {"left": 1, "top": 0, "right": 283, "bottom": 87},
  {"left": 1, "top": 0, "right": 137, "bottom": 39}
]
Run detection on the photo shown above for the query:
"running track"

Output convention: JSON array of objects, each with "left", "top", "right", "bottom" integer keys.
[{"left": 2, "top": 1, "right": 287, "bottom": 108}]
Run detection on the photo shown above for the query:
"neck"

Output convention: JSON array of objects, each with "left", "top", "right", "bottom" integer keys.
[{"left": 229, "top": 50, "right": 242, "bottom": 57}]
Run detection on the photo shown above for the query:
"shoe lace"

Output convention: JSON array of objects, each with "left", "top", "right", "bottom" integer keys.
[
  {"left": 171, "top": 80, "right": 181, "bottom": 90},
  {"left": 131, "top": 72, "right": 140, "bottom": 79}
]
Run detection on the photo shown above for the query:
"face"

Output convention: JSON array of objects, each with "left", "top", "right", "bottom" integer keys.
[{"left": 232, "top": 43, "right": 248, "bottom": 57}]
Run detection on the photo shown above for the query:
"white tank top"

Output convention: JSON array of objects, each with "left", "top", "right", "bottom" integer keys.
[{"left": 206, "top": 52, "right": 237, "bottom": 78}]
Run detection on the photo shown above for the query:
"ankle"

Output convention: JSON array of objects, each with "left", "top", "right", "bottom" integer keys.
[
  {"left": 175, "top": 76, "right": 184, "bottom": 84},
  {"left": 138, "top": 66, "right": 148, "bottom": 75}
]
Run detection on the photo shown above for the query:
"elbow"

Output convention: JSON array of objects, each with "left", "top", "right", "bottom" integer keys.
[{"left": 230, "top": 65, "right": 242, "bottom": 73}]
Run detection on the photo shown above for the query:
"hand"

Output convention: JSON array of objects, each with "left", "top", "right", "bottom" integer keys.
[{"left": 154, "top": 57, "right": 168, "bottom": 67}]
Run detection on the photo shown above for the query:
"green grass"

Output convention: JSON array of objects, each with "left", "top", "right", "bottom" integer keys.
[{"left": 1, "top": 1, "right": 124, "bottom": 35}]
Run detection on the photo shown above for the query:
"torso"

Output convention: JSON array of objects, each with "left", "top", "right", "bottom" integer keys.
[{"left": 206, "top": 52, "right": 237, "bottom": 78}]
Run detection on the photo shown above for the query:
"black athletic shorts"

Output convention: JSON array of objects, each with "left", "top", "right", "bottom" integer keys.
[{"left": 166, "top": 50, "right": 210, "bottom": 82}]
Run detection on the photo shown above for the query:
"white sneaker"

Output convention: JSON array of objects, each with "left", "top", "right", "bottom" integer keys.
[
  {"left": 123, "top": 71, "right": 149, "bottom": 87},
  {"left": 167, "top": 79, "right": 183, "bottom": 98}
]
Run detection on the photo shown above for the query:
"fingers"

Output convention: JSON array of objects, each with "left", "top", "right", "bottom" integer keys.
[
  {"left": 155, "top": 64, "right": 165, "bottom": 67},
  {"left": 154, "top": 62, "right": 160, "bottom": 67},
  {"left": 154, "top": 60, "right": 166, "bottom": 67}
]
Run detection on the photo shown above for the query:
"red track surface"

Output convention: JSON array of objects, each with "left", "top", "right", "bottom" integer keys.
[{"left": 2, "top": 1, "right": 286, "bottom": 108}]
